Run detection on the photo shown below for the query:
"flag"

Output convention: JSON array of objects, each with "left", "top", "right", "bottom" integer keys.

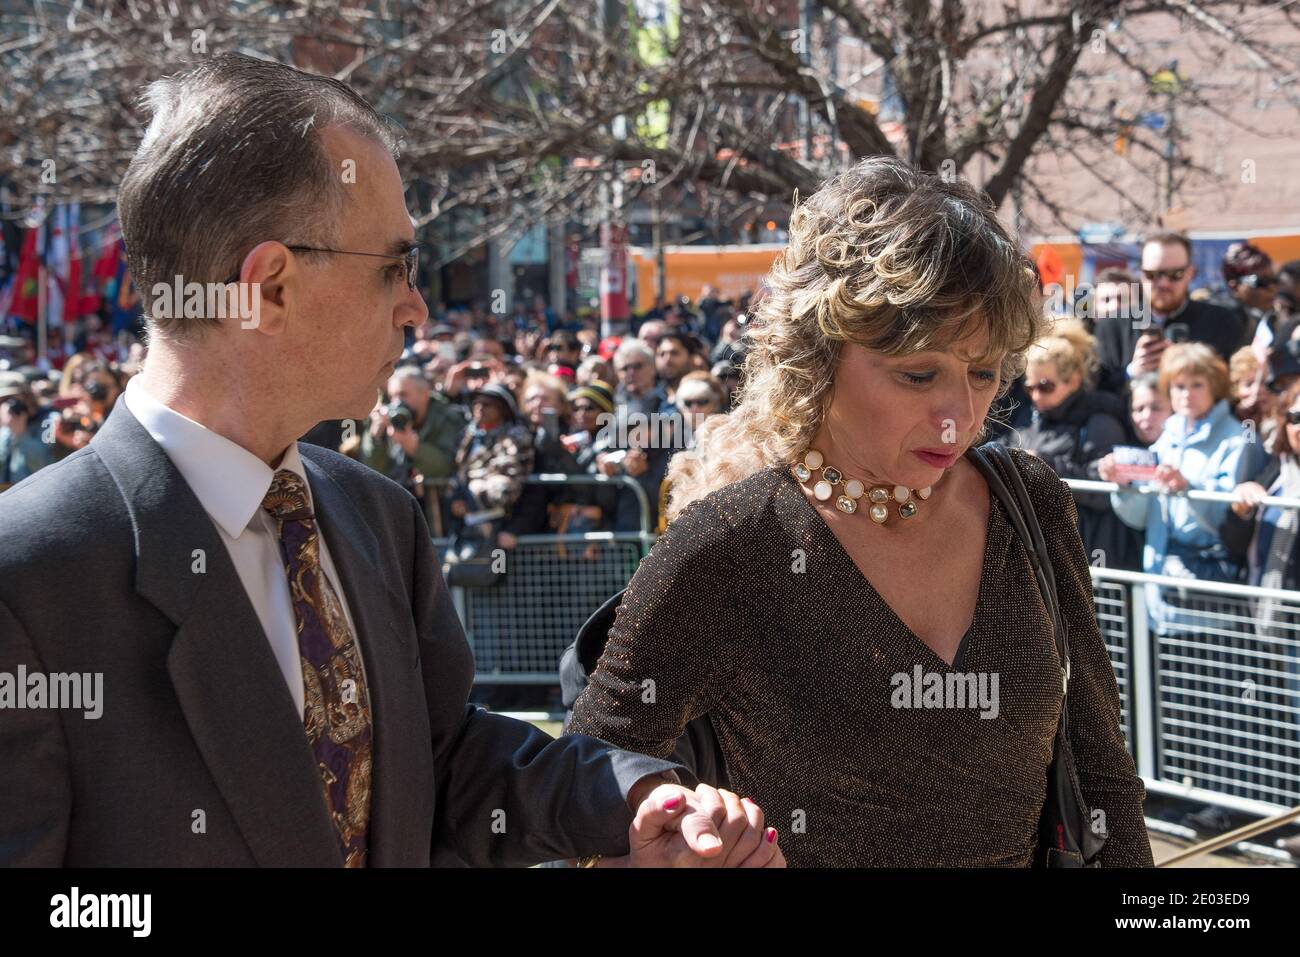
[{"left": 8, "top": 224, "right": 41, "bottom": 325}]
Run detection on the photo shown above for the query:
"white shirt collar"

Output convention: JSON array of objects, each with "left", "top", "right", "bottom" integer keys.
[{"left": 122, "top": 375, "right": 309, "bottom": 538}]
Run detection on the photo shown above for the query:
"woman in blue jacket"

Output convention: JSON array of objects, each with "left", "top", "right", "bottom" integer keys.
[
  {"left": 1100, "top": 344, "right": 1248, "bottom": 599},
  {"left": 1099, "top": 343, "right": 1251, "bottom": 801}
]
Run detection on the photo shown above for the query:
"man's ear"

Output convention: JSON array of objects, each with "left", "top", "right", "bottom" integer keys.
[
  {"left": 237, "top": 240, "right": 295, "bottom": 335},
  {"left": 1185, "top": 264, "right": 1198, "bottom": 284}
]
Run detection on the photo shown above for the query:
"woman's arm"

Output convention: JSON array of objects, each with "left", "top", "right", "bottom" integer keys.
[
  {"left": 1014, "top": 450, "right": 1155, "bottom": 867},
  {"left": 567, "top": 495, "right": 741, "bottom": 768}
]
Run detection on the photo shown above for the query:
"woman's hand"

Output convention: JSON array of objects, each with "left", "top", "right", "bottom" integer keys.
[
  {"left": 1231, "top": 481, "right": 1268, "bottom": 518},
  {"left": 1152, "top": 463, "right": 1188, "bottom": 493},
  {"left": 621, "top": 782, "right": 785, "bottom": 868},
  {"left": 1096, "top": 452, "right": 1121, "bottom": 484}
]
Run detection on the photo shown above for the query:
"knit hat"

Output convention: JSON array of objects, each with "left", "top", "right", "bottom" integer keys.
[{"left": 568, "top": 379, "right": 615, "bottom": 415}]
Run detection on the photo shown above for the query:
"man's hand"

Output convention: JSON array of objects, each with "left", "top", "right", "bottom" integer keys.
[
  {"left": 389, "top": 423, "right": 419, "bottom": 457},
  {"left": 619, "top": 781, "right": 784, "bottom": 868},
  {"left": 1130, "top": 332, "right": 1168, "bottom": 376}
]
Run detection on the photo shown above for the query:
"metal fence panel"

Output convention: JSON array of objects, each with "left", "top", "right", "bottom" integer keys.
[{"left": 440, "top": 535, "right": 646, "bottom": 683}]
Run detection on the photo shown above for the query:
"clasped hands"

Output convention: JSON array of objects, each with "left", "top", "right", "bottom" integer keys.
[{"left": 593, "top": 780, "right": 786, "bottom": 868}]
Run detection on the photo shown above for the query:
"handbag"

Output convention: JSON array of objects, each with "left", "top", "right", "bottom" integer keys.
[{"left": 967, "top": 442, "right": 1109, "bottom": 867}]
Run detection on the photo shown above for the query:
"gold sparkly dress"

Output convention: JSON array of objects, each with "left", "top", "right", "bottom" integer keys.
[{"left": 568, "top": 448, "right": 1154, "bottom": 867}]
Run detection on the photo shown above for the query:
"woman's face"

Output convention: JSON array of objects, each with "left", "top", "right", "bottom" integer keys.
[
  {"left": 471, "top": 396, "right": 504, "bottom": 430},
  {"left": 1286, "top": 394, "right": 1300, "bottom": 452},
  {"left": 818, "top": 328, "right": 1003, "bottom": 489},
  {"left": 1024, "top": 359, "right": 1081, "bottom": 414},
  {"left": 1169, "top": 373, "right": 1214, "bottom": 421},
  {"left": 571, "top": 398, "right": 601, "bottom": 434},
  {"left": 1130, "top": 385, "right": 1171, "bottom": 445}
]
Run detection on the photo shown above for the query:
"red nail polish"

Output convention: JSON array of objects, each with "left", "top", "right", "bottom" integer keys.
[
  {"left": 765, "top": 828, "right": 777, "bottom": 843},
  {"left": 663, "top": 795, "right": 682, "bottom": 810}
]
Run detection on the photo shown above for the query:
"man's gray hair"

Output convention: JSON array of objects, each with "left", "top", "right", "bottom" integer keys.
[
  {"left": 118, "top": 53, "right": 399, "bottom": 338},
  {"left": 391, "top": 365, "right": 431, "bottom": 390},
  {"left": 614, "top": 339, "right": 654, "bottom": 366}
]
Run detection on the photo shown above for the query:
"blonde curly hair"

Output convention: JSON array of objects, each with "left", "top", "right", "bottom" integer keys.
[
  {"left": 1026, "top": 317, "right": 1101, "bottom": 391},
  {"left": 665, "top": 157, "right": 1051, "bottom": 523}
]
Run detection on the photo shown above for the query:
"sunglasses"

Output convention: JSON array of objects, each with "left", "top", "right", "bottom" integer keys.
[
  {"left": 1141, "top": 267, "right": 1188, "bottom": 283},
  {"left": 1026, "top": 378, "right": 1058, "bottom": 396},
  {"left": 1287, "top": 409, "right": 1300, "bottom": 426},
  {"left": 1240, "top": 273, "right": 1277, "bottom": 290}
]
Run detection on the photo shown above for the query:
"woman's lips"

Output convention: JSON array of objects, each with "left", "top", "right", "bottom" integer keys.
[{"left": 913, "top": 449, "right": 957, "bottom": 468}]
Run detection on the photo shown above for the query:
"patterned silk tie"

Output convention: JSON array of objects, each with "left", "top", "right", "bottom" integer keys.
[{"left": 261, "top": 469, "right": 372, "bottom": 867}]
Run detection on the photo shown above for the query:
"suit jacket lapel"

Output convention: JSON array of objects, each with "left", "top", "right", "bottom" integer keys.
[
  {"left": 302, "top": 450, "right": 434, "bottom": 867},
  {"left": 92, "top": 402, "right": 342, "bottom": 866}
]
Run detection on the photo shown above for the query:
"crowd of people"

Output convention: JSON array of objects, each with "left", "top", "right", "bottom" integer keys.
[
  {"left": 5, "top": 232, "right": 1300, "bottom": 600},
  {"left": 994, "top": 232, "right": 1300, "bottom": 607}
]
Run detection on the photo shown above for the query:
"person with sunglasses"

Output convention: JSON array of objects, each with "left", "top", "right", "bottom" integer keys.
[
  {"left": 1093, "top": 232, "right": 1246, "bottom": 401},
  {"left": 1222, "top": 242, "right": 1278, "bottom": 348},
  {"left": 1013, "top": 319, "right": 1142, "bottom": 572}
]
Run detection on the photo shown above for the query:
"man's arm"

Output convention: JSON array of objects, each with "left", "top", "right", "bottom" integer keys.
[
  {"left": 0, "top": 597, "right": 71, "bottom": 865},
  {"left": 406, "top": 495, "right": 684, "bottom": 866}
]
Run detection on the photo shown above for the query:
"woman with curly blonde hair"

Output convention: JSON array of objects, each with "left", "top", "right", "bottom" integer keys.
[
  {"left": 568, "top": 157, "right": 1153, "bottom": 867},
  {"left": 1010, "top": 318, "right": 1141, "bottom": 571}
]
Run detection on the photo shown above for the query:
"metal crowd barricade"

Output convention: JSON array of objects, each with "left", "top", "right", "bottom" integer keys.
[
  {"left": 427, "top": 473, "right": 656, "bottom": 685},
  {"left": 1064, "top": 476, "right": 1300, "bottom": 817},
  {"left": 425, "top": 467, "right": 1300, "bottom": 816}
]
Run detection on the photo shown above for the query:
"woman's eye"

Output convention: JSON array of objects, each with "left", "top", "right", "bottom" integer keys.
[
  {"left": 974, "top": 370, "right": 998, "bottom": 383},
  {"left": 900, "top": 372, "right": 933, "bottom": 384}
]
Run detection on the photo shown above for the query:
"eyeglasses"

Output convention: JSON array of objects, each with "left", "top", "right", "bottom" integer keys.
[
  {"left": 1026, "top": 378, "right": 1058, "bottom": 396},
  {"left": 1141, "top": 267, "right": 1189, "bottom": 283},
  {"left": 223, "top": 243, "right": 421, "bottom": 291}
]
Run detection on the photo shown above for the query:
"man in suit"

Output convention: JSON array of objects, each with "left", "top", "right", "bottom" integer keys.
[
  {"left": 1093, "top": 231, "right": 1246, "bottom": 399},
  {"left": 0, "top": 54, "right": 784, "bottom": 868}
]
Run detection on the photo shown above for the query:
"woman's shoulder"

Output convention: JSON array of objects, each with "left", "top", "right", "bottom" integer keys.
[
  {"left": 655, "top": 463, "right": 791, "bottom": 549},
  {"left": 982, "top": 444, "right": 1074, "bottom": 518}
]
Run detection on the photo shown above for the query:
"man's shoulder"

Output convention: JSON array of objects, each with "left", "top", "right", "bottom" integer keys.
[
  {"left": 0, "top": 443, "right": 115, "bottom": 519},
  {"left": 299, "top": 442, "right": 414, "bottom": 507},
  {"left": 0, "top": 445, "right": 129, "bottom": 573}
]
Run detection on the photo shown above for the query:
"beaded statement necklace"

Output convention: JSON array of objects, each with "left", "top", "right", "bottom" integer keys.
[{"left": 793, "top": 448, "right": 941, "bottom": 524}]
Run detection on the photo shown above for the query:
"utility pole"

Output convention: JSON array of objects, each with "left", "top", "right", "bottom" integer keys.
[{"left": 599, "top": 0, "right": 630, "bottom": 338}]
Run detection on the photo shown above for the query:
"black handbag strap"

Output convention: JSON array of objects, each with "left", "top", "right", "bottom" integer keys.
[{"left": 966, "top": 444, "right": 1072, "bottom": 734}]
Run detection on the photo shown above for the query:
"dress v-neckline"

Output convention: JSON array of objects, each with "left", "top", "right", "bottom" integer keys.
[{"left": 775, "top": 454, "right": 998, "bottom": 670}]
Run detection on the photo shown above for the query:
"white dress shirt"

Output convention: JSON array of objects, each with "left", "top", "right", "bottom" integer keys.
[{"left": 123, "top": 376, "right": 361, "bottom": 716}]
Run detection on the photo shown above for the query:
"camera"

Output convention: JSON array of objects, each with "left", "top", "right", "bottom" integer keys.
[
  {"left": 381, "top": 401, "right": 416, "bottom": 432},
  {"left": 60, "top": 410, "right": 99, "bottom": 435}
]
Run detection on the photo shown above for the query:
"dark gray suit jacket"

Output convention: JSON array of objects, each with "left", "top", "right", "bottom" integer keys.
[{"left": 0, "top": 400, "right": 681, "bottom": 866}]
